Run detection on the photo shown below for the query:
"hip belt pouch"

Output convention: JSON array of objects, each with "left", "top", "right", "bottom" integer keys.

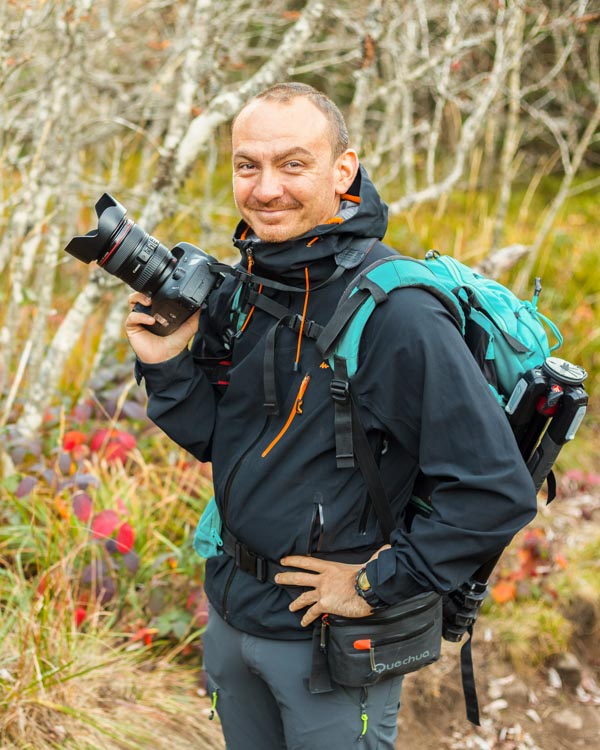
[{"left": 314, "top": 591, "right": 442, "bottom": 689}]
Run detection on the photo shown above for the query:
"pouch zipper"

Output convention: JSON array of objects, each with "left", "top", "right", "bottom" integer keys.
[
  {"left": 371, "top": 621, "right": 435, "bottom": 648},
  {"left": 261, "top": 374, "right": 311, "bottom": 458},
  {"left": 328, "top": 593, "right": 440, "bottom": 626}
]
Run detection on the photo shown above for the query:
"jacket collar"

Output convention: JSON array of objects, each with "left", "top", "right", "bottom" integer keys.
[{"left": 231, "top": 165, "right": 388, "bottom": 283}]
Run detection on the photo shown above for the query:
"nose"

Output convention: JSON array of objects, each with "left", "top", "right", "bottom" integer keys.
[{"left": 253, "top": 166, "right": 285, "bottom": 203}]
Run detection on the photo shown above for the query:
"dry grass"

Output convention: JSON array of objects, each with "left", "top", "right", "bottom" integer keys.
[{"left": 1, "top": 634, "right": 224, "bottom": 749}]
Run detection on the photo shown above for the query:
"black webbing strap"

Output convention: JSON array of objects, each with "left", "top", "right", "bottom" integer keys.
[
  {"left": 263, "top": 314, "right": 324, "bottom": 414},
  {"left": 357, "top": 275, "right": 389, "bottom": 304},
  {"left": 349, "top": 397, "right": 396, "bottom": 542},
  {"left": 334, "top": 237, "right": 380, "bottom": 270},
  {"left": 221, "top": 527, "right": 287, "bottom": 584},
  {"left": 330, "top": 356, "right": 354, "bottom": 469},
  {"left": 247, "top": 290, "right": 291, "bottom": 320},
  {"left": 309, "top": 623, "right": 333, "bottom": 693},
  {"left": 460, "top": 626, "right": 481, "bottom": 725},
  {"left": 234, "top": 262, "right": 348, "bottom": 296},
  {"left": 316, "top": 288, "right": 371, "bottom": 358},
  {"left": 546, "top": 469, "right": 557, "bottom": 503}
]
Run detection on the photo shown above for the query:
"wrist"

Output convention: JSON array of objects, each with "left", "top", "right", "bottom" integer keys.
[{"left": 354, "top": 565, "right": 386, "bottom": 609}]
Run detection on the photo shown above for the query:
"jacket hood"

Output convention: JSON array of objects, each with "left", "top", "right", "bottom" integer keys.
[{"left": 232, "top": 165, "right": 388, "bottom": 282}]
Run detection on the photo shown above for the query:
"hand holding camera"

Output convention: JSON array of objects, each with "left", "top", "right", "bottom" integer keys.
[{"left": 125, "top": 291, "right": 201, "bottom": 364}]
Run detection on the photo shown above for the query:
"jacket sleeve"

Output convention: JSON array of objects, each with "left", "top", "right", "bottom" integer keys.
[
  {"left": 134, "top": 301, "right": 231, "bottom": 462},
  {"left": 135, "top": 347, "right": 217, "bottom": 462},
  {"left": 355, "top": 288, "right": 538, "bottom": 601}
]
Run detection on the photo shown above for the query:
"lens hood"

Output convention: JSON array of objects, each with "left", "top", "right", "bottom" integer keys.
[{"left": 64, "top": 193, "right": 127, "bottom": 264}]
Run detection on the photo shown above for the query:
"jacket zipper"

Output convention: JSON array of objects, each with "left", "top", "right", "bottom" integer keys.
[
  {"left": 308, "top": 501, "right": 324, "bottom": 554},
  {"left": 358, "top": 497, "right": 371, "bottom": 535},
  {"left": 261, "top": 374, "right": 311, "bottom": 458},
  {"left": 221, "top": 415, "right": 271, "bottom": 620}
]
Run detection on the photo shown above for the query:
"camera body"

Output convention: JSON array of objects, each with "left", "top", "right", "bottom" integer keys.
[
  {"left": 130, "top": 241, "right": 218, "bottom": 335},
  {"left": 64, "top": 193, "right": 222, "bottom": 336}
]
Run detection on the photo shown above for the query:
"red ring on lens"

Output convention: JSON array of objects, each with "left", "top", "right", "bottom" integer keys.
[{"left": 99, "top": 221, "right": 133, "bottom": 266}]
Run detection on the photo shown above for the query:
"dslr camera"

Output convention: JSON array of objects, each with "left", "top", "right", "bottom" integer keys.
[{"left": 65, "top": 193, "right": 223, "bottom": 336}]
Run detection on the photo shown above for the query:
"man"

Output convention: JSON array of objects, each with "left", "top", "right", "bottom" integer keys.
[{"left": 127, "top": 83, "right": 537, "bottom": 749}]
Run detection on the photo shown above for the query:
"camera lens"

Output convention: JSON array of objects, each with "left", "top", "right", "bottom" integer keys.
[{"left": 98, "top": 219, "right": 176, "bottom": 296}]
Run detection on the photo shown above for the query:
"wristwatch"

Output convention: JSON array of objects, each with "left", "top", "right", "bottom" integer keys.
[{"left": 355, "top": 566, "right": 386, "bottom": 609}]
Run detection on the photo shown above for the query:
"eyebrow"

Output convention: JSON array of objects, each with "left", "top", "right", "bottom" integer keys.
[{"left": 233, "top": 146, "right": 315, "bottom": 163}]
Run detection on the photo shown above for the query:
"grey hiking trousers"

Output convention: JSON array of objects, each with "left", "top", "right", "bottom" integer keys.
[{"left": 203, "top": 607, "right": 403, "bottom": 750}]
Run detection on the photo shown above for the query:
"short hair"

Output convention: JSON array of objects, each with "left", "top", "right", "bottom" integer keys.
[{"left": 238, "top": 82, "right": 349, "bottom": 158}]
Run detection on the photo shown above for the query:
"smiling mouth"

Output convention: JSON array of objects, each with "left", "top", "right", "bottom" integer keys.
[
  {"left": 251, "top": 208, "right": 298, "bottom": 221},
  {"left": 253, "top": 207, "right": 296, "bottom": 213}
]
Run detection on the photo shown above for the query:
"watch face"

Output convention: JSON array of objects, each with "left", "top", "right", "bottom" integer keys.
[{"left": 357, "top": 568, "right": 370, "bottom": 592}]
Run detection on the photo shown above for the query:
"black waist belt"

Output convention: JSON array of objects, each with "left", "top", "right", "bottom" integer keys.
[
  {"left": 221, "top": 527, "right": 287, "bottom": 584},
  {"left": 221, "top": 528, "right": 379, "bottom": 584}
]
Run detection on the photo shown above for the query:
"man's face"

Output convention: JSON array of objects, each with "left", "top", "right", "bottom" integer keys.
[{"left": 231, "top": 98, "right": 358, "bottom": 243}]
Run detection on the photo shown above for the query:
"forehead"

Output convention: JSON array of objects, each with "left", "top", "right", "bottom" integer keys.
[{"left": 232, "top": 98, "right": 333, "bottom": 157}]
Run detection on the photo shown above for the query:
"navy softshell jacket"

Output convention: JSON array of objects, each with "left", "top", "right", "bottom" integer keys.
[{"left": 136, "top": 167, "right": 537, "bottom": 639}]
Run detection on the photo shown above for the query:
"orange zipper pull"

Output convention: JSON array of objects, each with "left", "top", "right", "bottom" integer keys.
[
  {"left": 295, "top": 373, "right": 310, "bottom": 414},
  {"left": 261, "top": 374, "right": 311, "bottom": 458}
]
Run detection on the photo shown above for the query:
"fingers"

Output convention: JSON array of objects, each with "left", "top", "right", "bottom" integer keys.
[
  {"left": 125, "top": 293, "right": 154, "bottom": 327},
  {"left": 299, "top": 605, "right": 322, "bottom": 627},
  {"left": 275, "top": 570, "right": 320, "bottom": 587},
  {"left": 128, "top": 292, "right": 151, "bottom": 309},
  {"left": 279, "top": 555, "right": 329, "bottom": 573},
  {"left": 288, "top": 589, "right": 319, "bottom": 612},
  {"left": 288, "top": 590, "right": 323, "bottom": 627}
]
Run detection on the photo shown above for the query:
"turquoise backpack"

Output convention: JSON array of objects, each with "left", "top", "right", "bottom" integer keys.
[
  {"left": 318, "top": 249, "right": 563, "bottom": 405},
  {"left": 312, "top": 248, "right": 564, "bottom": 483},
  {"left": 193, "top": 247, "right": 565, "bottom": 558}
]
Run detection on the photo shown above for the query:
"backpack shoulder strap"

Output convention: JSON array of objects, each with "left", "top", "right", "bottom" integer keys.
[
  {"left": 318, "top": 254, "right": 465, "bottom": 470},
  {"left": 316, "top": 254, "right": 466, "bottom": 378}
]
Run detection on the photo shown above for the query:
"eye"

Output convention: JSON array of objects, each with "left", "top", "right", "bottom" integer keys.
[
  {"left": 235, "top": 162, "right": 257, "bottom": 172},
  {"left": 284, "top": 160, "right": 304, "bottom": 170}
]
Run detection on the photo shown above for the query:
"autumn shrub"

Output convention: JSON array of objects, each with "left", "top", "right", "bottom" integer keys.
[
  {"left": 0, "top": 364, "right": 216, "bottom": 747},
  {"left": 483, "top": 471, "right": 600, "bottom": 669}
]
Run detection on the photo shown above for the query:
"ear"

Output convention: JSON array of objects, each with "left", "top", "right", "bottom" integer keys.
[{"left": 334, "top": 149, "right": 360, "bottom": 195}]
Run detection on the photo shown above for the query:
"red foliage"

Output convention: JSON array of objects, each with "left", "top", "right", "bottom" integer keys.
[
  {"left": 186, "top": 584, "right": 209, "bottom": 627},
  {"left": 491, "top": 527, "right": 568, "bottom": 605},
  {"left": 63, "top": 430, "right": 87, "bottom": 451},
  {"left": 90, "top": 428, "right": 137, "bottom": 463},
  {"left": 131, "top": 626, "right": 158, "bottom": 646},
  {"left": 491, "top": 579, "right": 517, "bottom": 604},
  {"left": 116, "top": 522, "right": 135, "bottom": 554},
  {"left": 91, "top": 509, "right": 120, "bottom": 540},
  {"left": 74, "top": 607, "right": 87, "bottom": 627},
  {"left": 72, "top": 492, "right": 93, "bottom": 522}
]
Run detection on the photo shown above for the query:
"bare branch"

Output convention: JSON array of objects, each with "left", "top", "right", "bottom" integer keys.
[{"left": 387, "top": 3, "right": 514, "bottom": 214}]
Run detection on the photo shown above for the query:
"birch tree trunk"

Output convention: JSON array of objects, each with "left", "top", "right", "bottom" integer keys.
[
  {"left": 14, "top": 0, "right": 327, "bottom": 436},
  {"left": 0, "top": 0, "right": 597, "bottom": 437}
]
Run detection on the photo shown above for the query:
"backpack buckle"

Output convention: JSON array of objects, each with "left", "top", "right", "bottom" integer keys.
[
  {"left": 330, "top": 378, "right": 350, "bottom": 404},
  {"left": 234, "top": 541, "right": 268, "bottom": 583},
  {"left": 291, "top": 314, "right": 322, "bottom": 340}
]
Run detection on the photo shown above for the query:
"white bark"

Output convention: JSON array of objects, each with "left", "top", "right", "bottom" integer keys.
[
  {"left": 172, "top": 0, "right": 326, "bottom": 184},
  {"left": 514, "top": 98, "right": 600, "bottom": 295},
  {"left": 490, "top": 5, "right": 525, "bottom": 251},
  {"left": 2, "top": 0, "right": 598, "bottom": 435},
  {"left": 347, "top": 0, "right": 384, "bottom": 154},
  {"left": 387, "top": 3, "right": 513, "bottom": 214}
]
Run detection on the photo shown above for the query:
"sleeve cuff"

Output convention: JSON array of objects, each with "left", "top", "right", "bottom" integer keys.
[
  {"left": 135, "top": 349, "right": 195, "bottom": 390},
  {"left": 365, "top": 550, "right": 431, "bottom": 605}
]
